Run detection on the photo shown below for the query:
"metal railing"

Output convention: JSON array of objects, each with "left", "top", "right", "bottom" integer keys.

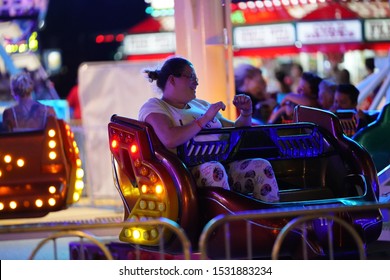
[
  {"left": 378, "top": 164, "right": 390, "bottom": 193},
  {"left": 0, "top": 217, "right": 192, "bottom": 260},
  {"left": 198, "top": 201, "right": 390, "bottom": 260},
  {"left": 29, "top": 230, "right": 115, "bottom": 260},
  {"left": 1, "top": 202, "right": 389, "bottom": 260}
]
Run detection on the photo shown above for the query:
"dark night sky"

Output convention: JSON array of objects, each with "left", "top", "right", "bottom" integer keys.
[{"left": 38, "top": 0, "right": 149, "bottom": 97}]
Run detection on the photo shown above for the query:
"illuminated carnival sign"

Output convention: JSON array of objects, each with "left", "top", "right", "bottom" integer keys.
[
  {"left": 144, "top": 0, "right": 174, "bottom": 17},
  {"left": 123, "top": 32, "right": 176, "bottom": 55},
  {"left": 364, "top": 19, "right": 390, "bottom": 41},
  {"left": 233, "top": 23, "right": 296, "bottom": 48},
  {"left": 296, "top": 20, "right": 362, "bottom": 44}
]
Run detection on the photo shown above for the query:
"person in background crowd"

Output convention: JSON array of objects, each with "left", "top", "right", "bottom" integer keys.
[
  {"left": 364, "top": 57, "right": 376, "bottom": 77},
  {"left": 268, "top": 72, "right": 322, "bottom": 124},
  {"left": 318, "top": 79, "right": 336, "bottom": 110},
  {"left": 289, "top": 62, "right": 303, "bottom": 94},
  {"left": 335, "top": 68, "right": 351, "bottom": 85},
  {"left": 29, "top": 67, "right": 59, "bottom": 100},
  {"left": 2, "top": 72, "right": 56, "bottom": 132},
  {"left": 331, "top": 84, "right": 359, "bottom": 112},
  {"left": 274, "top": 69, "right": 292, "bottom": 104},
  {"left": 67, "top": 82, "right": 81, "bottom": 121},
  {"left": 0, "top": 71, "right": 10, "bottom": 101},
  {"left": 138, "top": 56, "right": 279, "bottom": 202},
  {"left": 331, "top": 83, "right": 377, "bottom": 131},
  {"left": 234, "top": 63, "right": 277, "bottom": 124}
]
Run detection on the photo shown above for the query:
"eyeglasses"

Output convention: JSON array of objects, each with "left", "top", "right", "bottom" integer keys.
[{"left": 179, "top": 73, "right": 198, "bottom": 83}]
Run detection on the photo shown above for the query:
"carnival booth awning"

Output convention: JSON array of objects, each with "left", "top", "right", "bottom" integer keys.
[
  {"left": 128, "top": 17, "right": 163, "bottom": 33},
  {"left": 122, "top": 0, "right": 390, "bottom": 60},
  {"left": 231, "top": 0, "right": 390, "bottom": 57},
  {"left": 294, "top": 1, "right": 390, "bottom": 54},
  {"left": 124, "top": 17, "right": 175, "bottom": 60},
  {"left": 297, "top": 2, "right": 363, "bottom": 54}
]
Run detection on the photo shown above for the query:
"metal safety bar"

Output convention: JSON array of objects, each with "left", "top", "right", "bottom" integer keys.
[
  {"left": 29, "top": 230, "right": 114, "bottom": 260},
  {"left": 378, "top": 165, "right": 390, "bottom": 188},
  {"left": 198, "top": 201, "right": 390, "bottom": 260},
  {"left": 271, "top": 214, "right": 366, "bottom": 260}
]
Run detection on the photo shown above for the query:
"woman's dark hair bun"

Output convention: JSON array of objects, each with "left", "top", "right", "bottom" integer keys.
[{"left": 145, "top": 69, "right": 159, "bottom": 82}]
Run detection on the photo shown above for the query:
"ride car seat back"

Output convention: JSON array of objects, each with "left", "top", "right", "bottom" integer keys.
[
  {"left": 353, "top": 103, "right": 390, "bottom": 172},
  {"left": 335, "top": 110, "right": 358, "bottom": 137},
  {"left": 108, "top": 115, "right": 200, "bottom": 250},
  {"left": 293, "top": 105, "right": 380, "bottom": 199}
]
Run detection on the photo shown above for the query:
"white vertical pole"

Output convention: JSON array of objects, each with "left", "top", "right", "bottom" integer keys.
[{"left": 174, "top": 0, "right": 235, "bottom": 119}]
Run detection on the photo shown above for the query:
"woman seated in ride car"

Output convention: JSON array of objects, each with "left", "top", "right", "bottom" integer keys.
[
  {"left": 268, "top": 72, "right": 322, "bottom": 124},
  {"left": 138, "top": 56, "right": 279, "bottom": 202},
  {"left": 2, "top": 72, "right": 56, "bottom": 132}
]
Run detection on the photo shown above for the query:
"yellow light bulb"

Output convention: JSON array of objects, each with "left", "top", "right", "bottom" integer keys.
[
  {"left": 130, "top": 144, "right": 137, "bottom": 153},
  {"left": 111, "top": 140, "right": 118, "bottom": 148},
  {"left": 49, "top": 151, "right": 57, "bottom": 160},
  {"left": 4, "top": 155, "right": 11, "bottom": 163},
  {"left": 132, "top": 229, "right": 141, "bottom": 240},
  {"left": 155, "top": 184, "right": 163, "bottom": 194},
  {"left": 48, "top": 186, "right": 56, "bottom": 194},
  {"left": 17, "top": 159, "right": 25, "bottom": 167},
  {"left": 48, "top": 198, "right": 56, "bottom": 206},
  {"left": 35, "top": 199, "right": 43, "bottom": 207},
  {"left": 73, "top": 192, "right": 80, "bottom": 202},
  {"left": 48, "top": 140, "right": 57, "bottom": 148},
  {"left": 9, "top": 201, "right": 17, "bottom": 209},
  {"left": 76, "top": 168, "right": 84, "bottom": 179},
  {"left": 75, "top": 180, "right": 84, "bottom": 190}
]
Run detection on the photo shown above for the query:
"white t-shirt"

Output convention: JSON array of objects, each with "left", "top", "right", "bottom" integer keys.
[
  {"left": 138, "top": 98, "right": 223, "bottom": 129},
  {"left": 138, "top": 98, "right": 225, "bottom": 152}
]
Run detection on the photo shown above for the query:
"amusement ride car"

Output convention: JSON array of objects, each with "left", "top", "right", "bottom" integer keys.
[{"left": 106, "top": 105, "right": 383, "bottom": 259}]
